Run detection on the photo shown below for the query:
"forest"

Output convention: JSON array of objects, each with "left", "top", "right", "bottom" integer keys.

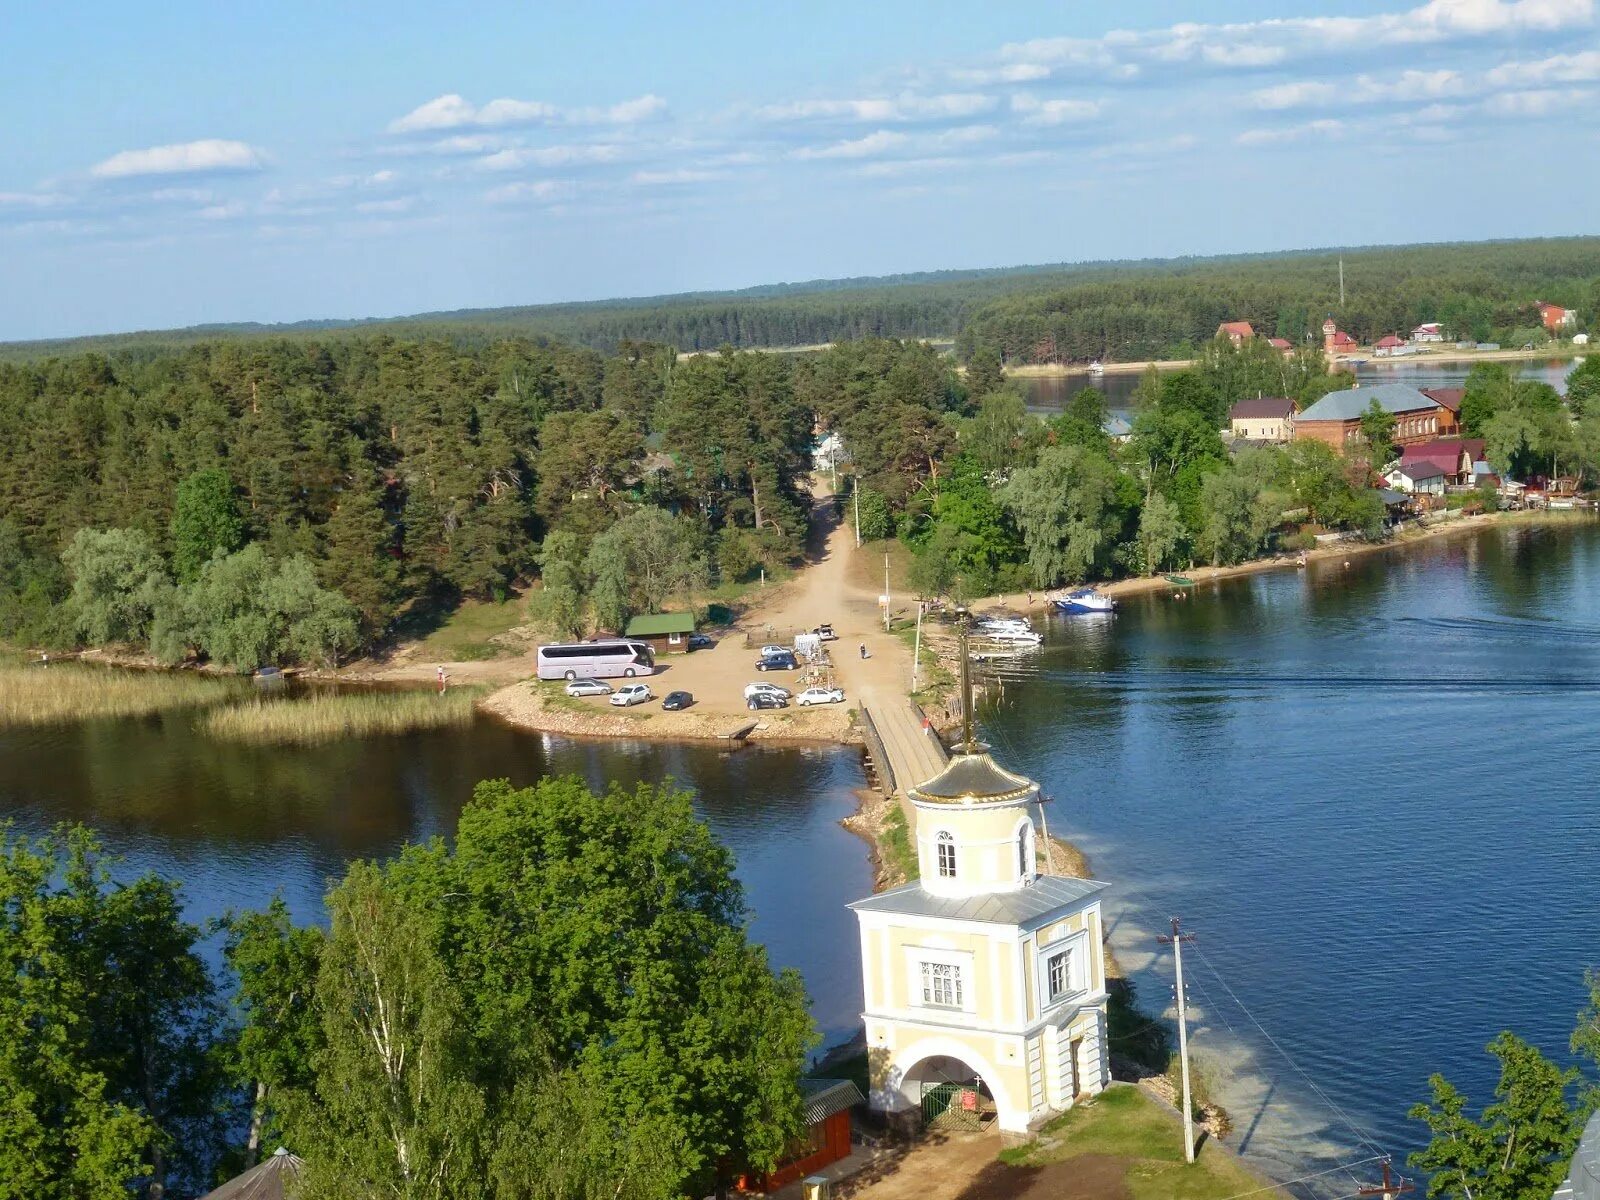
[
  {"left": 1, "top": 777, "right": 817, "bottom": 1200},
  {"left": 5, "top": 237, "right": 1599, "bottom": 362}
]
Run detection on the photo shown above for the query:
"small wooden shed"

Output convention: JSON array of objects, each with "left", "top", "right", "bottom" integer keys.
[
  {"left": 739, "top": 1078, "right": 863, "bottom": 1192},
  {"left": 624, "top": 612, "right": 696, "bottom": 655}
]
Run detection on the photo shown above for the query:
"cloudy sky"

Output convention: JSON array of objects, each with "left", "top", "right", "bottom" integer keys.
[{"left": 4, "top": 0, "right": 1598, "bottom": 340}]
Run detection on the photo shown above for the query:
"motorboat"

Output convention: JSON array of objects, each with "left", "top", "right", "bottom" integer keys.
[
  {"left": 1086, "top": 360, "right": 1105, "bottom": 376},
  {"left": 1053, "top": 589, "right": 1116, "bottom": 615}
]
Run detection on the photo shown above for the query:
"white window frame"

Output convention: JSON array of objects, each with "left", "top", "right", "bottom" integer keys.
[
  {"left": 667, "top": 632, "right": 682, "bottom": 645},
  {"left": 936, "top": 830, "right": 957, "bottom": 878},
  {"left": 1036, "top": 931, "right": 1089, "bottom": 1010},
  {"left": 905, "top": 946, "right": 976, "bottom": 1015}
]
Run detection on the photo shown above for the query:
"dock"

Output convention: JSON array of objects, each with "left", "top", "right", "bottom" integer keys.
[
  {"left": 858, "top": 688, "right": 948, "bottom": 799},
  {"left": 720, "top": 720, "right": 760, "bottom": 747}
]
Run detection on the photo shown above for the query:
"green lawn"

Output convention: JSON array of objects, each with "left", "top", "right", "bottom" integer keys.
[
  {"left": 1000, "top": 1085, "right": 1280, "bottom": 1200},
  {"left": 410, "top": 597, "right": 530, "bottom": 661}
]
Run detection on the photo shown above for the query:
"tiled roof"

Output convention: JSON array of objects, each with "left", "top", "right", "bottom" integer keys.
[
  {"left": 1218, "top": 321, "right": 1254, "bottom": 338},
  {"left": 1298, "top": 383, "right": 1441, "bottom": 422},
  {"left": 1420, "top": 387, "right": 1464, "bottom": 412},
  {"left": 849, "top": 874, "right": 1108, "bottom": 929},
  {"left": 1230, "top": 396, "right": 1295, "bottom": 419}
]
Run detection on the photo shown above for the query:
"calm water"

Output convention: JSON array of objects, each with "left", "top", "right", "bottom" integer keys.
[
  {"left": 0, "top": 714, "right": 874, "bottom": 1048},
  {"left": 1020, "top": 357, "right": 1579, "bottom": 412},
  {"left": 978, "top": 520, "right": 1600, "bottom": 1191}
]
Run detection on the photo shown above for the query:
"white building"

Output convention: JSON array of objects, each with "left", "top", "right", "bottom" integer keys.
[{"left": 849, "top": 740, "right": 1110, "bottom": 1135}]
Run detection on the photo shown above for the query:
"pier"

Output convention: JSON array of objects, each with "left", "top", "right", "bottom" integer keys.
[{"left": 858, "top": 687, "right": 947, "bottom": 802}]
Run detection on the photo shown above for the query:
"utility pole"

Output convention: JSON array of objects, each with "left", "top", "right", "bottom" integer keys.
[
  {"left": 883, "top": 552, "right": 891, "bottom": 632},
  {"left": 854, "top": 484, "right": 861, "bottom": 549},
  {"left": 1357, "top": 1158, "right": 1414, "bottom": 1200},
  {"left": 1157, "top": 917, "right": 1199, "bottom": 1164},
  {"left": 1339, "top": 257, "right": 1346, "bottom": 308}
]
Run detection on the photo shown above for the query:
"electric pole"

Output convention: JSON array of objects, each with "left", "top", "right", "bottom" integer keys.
[
  {"left": 1357, "top": 1158, "right": 1414, "bottom": 1200},
  {"left": 883, "top": 552, "right": 891, "bottom": 632},
  {"left": 854, "top": 484, "right": 861, "bottom": 549},
  {"left": 1157, "top": 917, "right": 1199, "bottom": 1164},
  {"left": 1339, "top": 256, "right": 1346, "bottom": 308}
]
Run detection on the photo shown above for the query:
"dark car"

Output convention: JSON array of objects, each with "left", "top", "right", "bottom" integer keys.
[
  {"left": 687, "top": 633, "right": 713, "bottom": 650},
  {"left": 756, "top": 652, "right": 798, "bottom": 671},
  {"left": 662, "top": 690, "right": 693, "bottom": 711},
  {"left": 747, "top": 692, "right": 787, "bottom": 710}
]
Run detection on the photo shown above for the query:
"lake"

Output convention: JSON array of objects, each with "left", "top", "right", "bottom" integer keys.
[
  {"left": 977, "top": 518, "right": 1600, "bottom": 1191},
  {"left": 0, "top": 712, "right": 875, "bottom": 1050},
  {"left": 1020, "top": 357, "right": 1580, "bottom": 413}
]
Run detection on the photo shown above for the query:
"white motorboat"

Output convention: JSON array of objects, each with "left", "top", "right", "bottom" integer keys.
[{"left": 1053, "top": 589, "right": 1116, "bottom": 615}]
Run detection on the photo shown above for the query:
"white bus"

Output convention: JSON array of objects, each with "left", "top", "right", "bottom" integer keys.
[{"left": 536, "top": 640, "right": 656, "bottom": 681}]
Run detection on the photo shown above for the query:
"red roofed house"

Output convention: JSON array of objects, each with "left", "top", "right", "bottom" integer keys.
[
  {"left": 1322, "top": 318, "right": 1358, "bottom": 355},
  {"left": 1267, "top": 336, "right": 1294, "bottom": 358},
  {"left": 1374, "top": 334, "right": 1406, "bottom": 356},
  {"left": 1228, "top": 396, "right": 1296, "bottom": 442},
  {"left": 1411, "top": 322, "right": 1444, "bottom": 343},
  {"left": 1538, "top": 302, "right": 1577, "bottom": 333},
  {"left": 1398, "top": 438, "right": 1485, "bottom": 486},
  {"left": 1217, "top": 321, "right": 1255, "bottom": 346}
]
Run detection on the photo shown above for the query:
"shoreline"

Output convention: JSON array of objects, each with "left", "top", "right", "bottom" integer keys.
[{"left": 1003, "top": 343, "right": 1584, "bottom": 379}]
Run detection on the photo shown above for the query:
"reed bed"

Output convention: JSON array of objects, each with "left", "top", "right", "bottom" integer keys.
[
  {"left": 200, "top": 687, "right": 480, "bottom": 746},
  {"left": 0, "top": 663, "right": 236, "bottom": 727}
]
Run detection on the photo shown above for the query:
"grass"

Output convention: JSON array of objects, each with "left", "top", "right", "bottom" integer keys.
[
  {"left": 891, "top": 618, "right": 955, "bottom": 708},
  {"left": 0, "top": 663, "right": 238, "bottom": 727},
  {"left": 848, "top": 537, "right": 914, "bottom": 597},
  {"left": 200, "top": 687, "right": 480, "bottom": 746},
  {"left": 879, "top": 802, "right": 920, "bottom": 882},
  {"left": 999, "top": 1084, "right": 1278, "bottom": 1199},
  {"left": 409, "top": 596, "right": 530, "bottom": 662}
]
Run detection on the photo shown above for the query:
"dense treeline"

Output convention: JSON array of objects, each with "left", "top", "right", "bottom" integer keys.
[
  {"left": 0, "top": 333, "right": 954, "bottom": 667},
  {"left": 958, "top": 240, "right": 1600, "bottom": 365},
  {"left": 1, "top": 777, "right": 815, "bottom": 1199},
  {"left": 7, "top": 238, "right": 1600, "bottom": 361}
]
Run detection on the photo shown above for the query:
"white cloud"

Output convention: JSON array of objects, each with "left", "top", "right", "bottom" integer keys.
[
  {"left": 389, "top": 92, "right": 665, "bottom": 133},
  {"left": 756, "top": 92, "right": 996, "bottom": 123},
  {"left": 1009, "top": 95, "right": 1103, "bottom": 126},
  {"left": 950, "top": 63, "right": 1052, "bottom": 85},
  {"left": 91, "top": 139, "right": 266, "bottom": 179},
  {"left": 1236, "top": 118, "right": 1344, "bottom": 145},
  {"left": 1089, "top": 133, "right": 1199, "bottom": 160},
  {"left": 854, "top": 156, "right": 964, "bottom": 179},
  {"left": 0, "top": 191, "right": 64, "bottom": 208},
  {"left": 1483, "top": 85, "right": 1594, "bottom": 113},
  {"left": 355, "top": 196, "right": 414, "bottom": 214},
  {"left": 476, "top": 143, "right": 623, "bottom": 170},
  {"left": 1252, "top": 69, "right": 1465, "bottom": 109},
  {"left": 631, "top": 168, "right": 719, "bottom": 184},
  {"left": 1486, "top": 48, "right": 1600, "bottom": 86},
  {"left": 792, "top": 130, "right": 909, "bottom": 160},
  {"left": 484, "top": 179, "right": 577, "bottom": 204}
]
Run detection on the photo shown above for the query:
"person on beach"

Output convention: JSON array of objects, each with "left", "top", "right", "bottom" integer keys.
[{"left": 436, "top": 664, "right": 449, "bottom": 692}]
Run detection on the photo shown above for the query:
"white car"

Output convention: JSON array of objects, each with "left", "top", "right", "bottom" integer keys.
[
  {"left": 743, "top": 682, "right": 791, "bottom": 702},
  {"left": 609, "top": 683, "right": 653, "bottom": 707},
  {"left": 758, "top": 643, "right": 790, "bottom": 658},
  {"left": 565, "top": 679, "right": 613, "bottom": 697},
  {"left": 796, "top": 686, "right": 845, "bottom": 706}
]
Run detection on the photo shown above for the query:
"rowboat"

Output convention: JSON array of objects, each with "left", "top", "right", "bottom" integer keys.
[{"left": 1163, "top": 574, "right": 1195, "bottom": 587}]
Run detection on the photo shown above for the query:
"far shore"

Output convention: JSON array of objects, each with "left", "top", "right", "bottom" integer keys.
[{"left": 1002, "top": 342, "right": 1586, "bottom": 381}]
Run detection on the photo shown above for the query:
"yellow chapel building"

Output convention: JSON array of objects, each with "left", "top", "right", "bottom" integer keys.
[{"left": 848, "top": 741, "right": 1110, "bottom": 1134}]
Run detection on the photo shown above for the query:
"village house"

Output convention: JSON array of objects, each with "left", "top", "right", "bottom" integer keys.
[
  {"left": 622, "top": 611, "right": 696, "bottom": 655},
  {"left": 1397, "top": 437, "right": 1486, "bottom": 487},
  {"left": 1382, "top": 460, "right": 1446, "bottom": 496},
  {"left": 1373, "top": 334, "right": 1406, "bottom": 357},
  {"left": 849, "top": 737, "right": 1110, "bottom": 1136},
  {"left": 1266, "top": 336, "right": 1294, "bottom": 357},
  {"left": 1411, "top": 322, "right": 1444, "bottom": 342},
  {"left": 1217, "top": 320, "right": 1254, "bottom": 346},
  {"left": 1538, "top": 301, "right": 1577, "bottom": 333},
  {"left": 1228, "top": 395, "right": 1296, "bottom": 442},
  {"left": 1293, "top": 382, "right": 1460, "bottom": 451},
  {"left": 1321, "top": 318, "right": 1358, "bottom": 355}
]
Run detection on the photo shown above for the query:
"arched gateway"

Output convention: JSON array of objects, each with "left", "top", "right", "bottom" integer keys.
[{"left": 848, "top": 726, "right": 1110, "bottom": 1135}]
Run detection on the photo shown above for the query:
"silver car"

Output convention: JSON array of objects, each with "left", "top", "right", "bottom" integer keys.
[
  {"left": 566, "top": 679, "right": 613, "bottom": 697},
  {"left": 609, "top": 683, "right": 653, "bottom": 707}
]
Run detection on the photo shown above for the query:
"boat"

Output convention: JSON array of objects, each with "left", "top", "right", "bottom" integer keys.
[
  {"left": 975, "top": 616, "right": 1033, "bottom": 635},
  {"left": 1087, "top": 360, "right": 1105, "bottom": 376},
  {"left": 973, "top": 629, "right": 1043, "bottom": 646},
  {"left": 1054, "top": 589, "right": 1116, "bottom": 615},
  {"left": 1163, "top": 574, "right": 1195, "bottom": 587}
]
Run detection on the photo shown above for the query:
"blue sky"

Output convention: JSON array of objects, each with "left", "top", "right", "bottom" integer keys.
[{"left": 3, "top": 0, "right": 1598, "bottom": 340}]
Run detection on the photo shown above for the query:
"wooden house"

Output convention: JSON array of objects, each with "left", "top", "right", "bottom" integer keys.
[{"left": 623, "top": 612, "right": 695, "bottom": 655}]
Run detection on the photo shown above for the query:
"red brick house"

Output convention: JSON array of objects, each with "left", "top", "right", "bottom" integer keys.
[
  {"left": 1294, "top": 383, "right": 1459, "bottom": 451},
  {"left": 1217, "top": 321, "right": 1254, "bottom": 346},
  {"left": 1538, "top": 301, "right": 1576, "bottom": 333}
]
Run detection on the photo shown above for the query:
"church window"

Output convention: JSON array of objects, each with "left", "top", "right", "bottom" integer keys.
[
  {"left": 1047, "top": 948, "right": 1077, "bottom": 1002},
  {"left": 936, "top": 831, "right": 956, "bottom": 878},
  {"left": 921, "top": 960, "right": 963, "bottom": 1008}
]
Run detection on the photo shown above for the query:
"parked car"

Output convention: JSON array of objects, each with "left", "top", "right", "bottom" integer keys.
[
  {"left": 815, "top": 624, "right": 837, "bottom": 641},
  {"left": 758, "top": 643, "right": 789, "bottom": 657},
  {"left": 756, "top": 652, "right": 798, "bottom": 671},
  {"left": 565, "top": 679, "right": 614, "bottom": 698},
  {"left": 662, "top": 690, "right": 693, "bottom": 711},
  {"left": 744, "top": 682, "right": 791, "bottom": 701},
  {"left": 687, "top": 633, "right": 713, "bottom": 650},
  {"left": 795, "top": 686, "right": 845, "bottom": 706},
  {"left": 609, "top": 683, "right": 653, "bottom": 707},
  {"left": 747, "top": 692, "right": 787, "bottom": 710}
]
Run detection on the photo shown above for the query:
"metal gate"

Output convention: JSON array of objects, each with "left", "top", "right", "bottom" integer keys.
[{"left": 920, "top": 1082, "right": 982, "bottom": 1132}]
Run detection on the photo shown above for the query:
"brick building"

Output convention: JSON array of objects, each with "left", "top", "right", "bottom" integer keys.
[{"left": 1293, "top": 383, "right": 1459, "bottom": 451}]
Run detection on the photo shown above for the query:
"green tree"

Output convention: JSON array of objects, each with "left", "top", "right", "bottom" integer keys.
[
  {"left": 963, "top": 390, "right": 1030, "bottom": 474},
  {"left": 964, "top": 345, "right": 1006, "bottom": 400},
  {"left": 1565, "top": 357, "right": 1600, "bottom": 418},
  {"left": 1359, "top": 398, "right": 1398, "bottom": 467},
  {"left": 221, "top": 898, "right": 325, "bottom": 1169},
  {"left": 318, "top": 472, "right": 400, "bottom": 636},
  {"left": 1001, "top": 443, "right": 1123, "bottom": 586},
  {"left": 0, "top": 827, "right": 157, "bottom": 1200},
  {"left": 853, "top": 485, "right": 894, "bottom": 541},
  {"left": 62, "top": 527, "right": 172, "bottom": 647},
  {"left": 1461, "top": 364, "right": 1518, "bottom": 436},
  {"left": 535, "top": 530, "right": 588, "bottom": 638},
  {"left": 1136, "top": 492, "right": 1184, "bottom": 575},
  {"left": 1198, "top": 463, "right": 1280, "bottom": 565},
  {"left": 171, "top": 468, "right": 245, "bottom": 583},
  {"left": 1409, "top": 1032, "right": 1584, "bottom": 1200}
]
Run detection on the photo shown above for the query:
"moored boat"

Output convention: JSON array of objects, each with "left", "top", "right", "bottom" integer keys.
[
  {"left": 1053, "top": 588, "right": 1116, "bottom": 615},
  {"left": 1163, "top": 574, "right": 1195, "bottom": 587}
]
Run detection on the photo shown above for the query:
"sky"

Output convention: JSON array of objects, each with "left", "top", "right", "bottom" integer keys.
[{"left": 3, "top": 0, "right": 1599, "bottom": 341}]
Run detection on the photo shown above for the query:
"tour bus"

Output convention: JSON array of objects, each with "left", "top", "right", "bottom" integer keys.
[{"left": 536, "top": 640, "right": 656, "bottom": 681}]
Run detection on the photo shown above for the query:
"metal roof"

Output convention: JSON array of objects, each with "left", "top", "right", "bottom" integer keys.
[
  {"left": 1297, "top": 383, "right": 1441, "bottom": 423},
  {"left": 1229, "top": 396, "right": 1294, "bottom": 419},
  {"left": 623, "top": 612, "right": 695, "bottom": 636},
  {"left": 1556, "top": 1108, "right": 1600, "bottom": 1199},
  {"left": 907, "top": 747, "right": 1037, "bottom": 806},
  {"left": 201, "top": 1149, "right": 304, "bottom": 1200},
  {"left": 848, "top": 874, "right": 1107, "bottom": 929},
  {"left": 800, "top": 1078, "right": 864, "bottom": 1125}
]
